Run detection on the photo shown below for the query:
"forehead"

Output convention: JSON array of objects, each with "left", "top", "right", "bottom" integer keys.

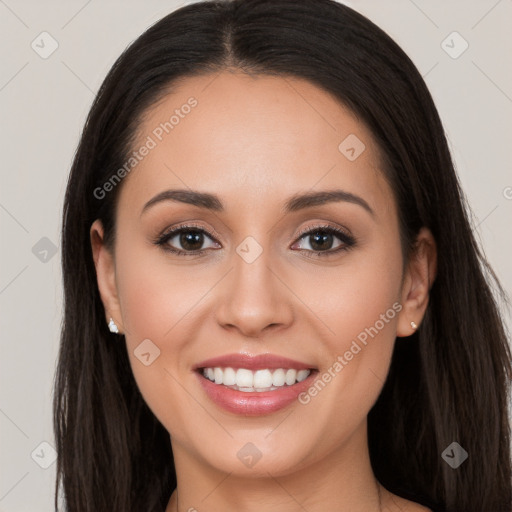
[{"left": 119, "top": 70, "right": 394, "bottom": 220}]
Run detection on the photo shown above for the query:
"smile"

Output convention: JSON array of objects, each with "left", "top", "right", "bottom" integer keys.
[
  {"left": 194, "top": 367, "right": 318, "bottom": 416},
  {"left": 201, "top": 367, "right": 311, "bottom": 392}
]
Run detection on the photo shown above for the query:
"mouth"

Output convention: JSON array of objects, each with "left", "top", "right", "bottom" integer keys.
[
  {"left": 192, "top": 353, "right": 318, "bottom": 416},
  {"left": 196, "top": 366, "right": 316, "bottom": 392},
  {"left": 192, "top": 354, "right": 319, "bottom": 415}
]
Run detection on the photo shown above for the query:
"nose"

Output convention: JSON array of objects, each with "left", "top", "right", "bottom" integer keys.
[{"left": 214, "top": 247, "right": 294, "bottom": 338}]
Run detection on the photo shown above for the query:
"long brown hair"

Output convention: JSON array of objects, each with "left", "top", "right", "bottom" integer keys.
[{"left": 54, "top": 1, "right": 512, "bottom": 510}]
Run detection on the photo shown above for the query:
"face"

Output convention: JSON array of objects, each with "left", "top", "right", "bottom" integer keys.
[{"left": 91, "top": 70, "right": 433, "bottom": 480}]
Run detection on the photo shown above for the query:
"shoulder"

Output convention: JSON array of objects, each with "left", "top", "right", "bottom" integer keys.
[{"left": 384, "top": 491, "right": 438, "bottom": 512}]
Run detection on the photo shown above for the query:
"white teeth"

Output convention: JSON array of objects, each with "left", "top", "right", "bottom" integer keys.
[
  {"left": 236, "top": 369, "right": 253, "bottom": 388},
  {"left": 222, "top": 367, "right": 236, "bottom": 386},
  {"left": 214, "top": 367, "right": 223, "bottom": 385},
  {"left": 285, "top": 369, "right": 297, "bottom": 385},
  {"left": 201, "top": 367, "right": 312, "bottom": 390},
  {"left": 297, "top": 369, "right": 310, "bottom": 382},
  {"left": 253, "top": 369, "right": 273, "bottom": 388},
  {"left": 272, "top": 369, "right": 286, "bottom": 386}
]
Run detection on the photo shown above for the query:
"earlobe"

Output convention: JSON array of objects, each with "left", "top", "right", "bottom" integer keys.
[
  {"left": 90, "top": 219, "right": 124, "bottom": 334},
  {"left": 396, "top": 227, "right": 437, "bottom": 337}
]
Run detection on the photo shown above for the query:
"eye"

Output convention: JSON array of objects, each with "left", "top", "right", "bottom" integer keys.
[
  {"left": 291, "top": 224, "right": 356, "bottom": 258},
  {"left": 153, "top": 223, "right": 220, "bottom": 256},
  {"left": 153, "top": 222, "right": 356, "bottom": 258}
]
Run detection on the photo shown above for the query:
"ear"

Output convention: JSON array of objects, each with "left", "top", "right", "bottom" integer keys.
[
  {"left": 396, "top": 227, "right": 437, "bottom": 337},
  {"left": 90, "top": 219, "right": 124, "bottom": 334}
]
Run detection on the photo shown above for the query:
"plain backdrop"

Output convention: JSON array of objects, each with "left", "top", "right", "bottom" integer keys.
[{"left": 1, "top": 1, "right": 511, "bottom": 510}]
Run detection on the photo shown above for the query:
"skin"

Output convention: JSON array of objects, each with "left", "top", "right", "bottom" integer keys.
[{"left": 90, "top": 70, "right": 437, "bottom": 512}]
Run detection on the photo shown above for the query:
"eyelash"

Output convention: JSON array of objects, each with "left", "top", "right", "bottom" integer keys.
[{"left": 153, "top": 222, "right": 356, "bottom": 259}]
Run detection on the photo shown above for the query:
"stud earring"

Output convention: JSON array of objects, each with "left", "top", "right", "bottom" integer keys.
[
  {"left": 411, "top": 321, "right": 418, "bottom": 330},
  {"left": 108, "top": 317, "right": 119, "bottom": 333}
]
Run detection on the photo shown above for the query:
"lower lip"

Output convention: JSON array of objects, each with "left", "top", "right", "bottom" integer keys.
[{"left": 195, "top": 370, "right": 318, "bottom": 416}]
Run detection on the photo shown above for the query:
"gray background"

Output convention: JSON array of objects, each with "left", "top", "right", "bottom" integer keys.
[{"left": 1, "top": 0, "right": 511, "bottom": 510}]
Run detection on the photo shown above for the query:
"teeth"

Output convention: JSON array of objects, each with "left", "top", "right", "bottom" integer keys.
[
  {"left": 236, "top": 368, "right": 253, "bottom": 388},
  {"left": 272, "top": 369, "right": 286, "bottom": 386},
  {"left": 285, "top": 369, "right": 297, "bottom": 385},
  {"left": 201, "top": 367, "right": 312, "bottom": 390},
  {"left": 222, "top": 367, "right": 236, "bottom": 386},
  {"left": 297, "top": 369, "right": 310, "bottom": 382}
]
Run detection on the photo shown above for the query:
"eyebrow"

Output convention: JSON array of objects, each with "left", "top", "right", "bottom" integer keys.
[{"left": 140, "top": 188, "right": 374, "bottom": 217}]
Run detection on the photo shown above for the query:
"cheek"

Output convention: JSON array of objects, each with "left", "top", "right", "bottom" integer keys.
[
  {"left": 114, "top": 251, "right": 203, "bottom": 436},
  {"left": 297, "top": 236, "right": 402, "bottom": 347},
  {"left": 115, "top": 236, "right": 208, "bottom": 339},
  {"left": 297, "top": 238, "right": 402, "bottom": 413}
]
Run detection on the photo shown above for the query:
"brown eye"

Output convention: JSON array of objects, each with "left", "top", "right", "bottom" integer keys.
[
  {"left": 177, "top": 230, "right": 205, "bottom": 251},
  {"left": 155, "top": 225, "right": 221, "bottom": 255},
  {"left": 291, "top": 225, "right": 356, "bottom": 258},
  {"left": 306, "top": 230, "right": 337, "bottom": 251}
]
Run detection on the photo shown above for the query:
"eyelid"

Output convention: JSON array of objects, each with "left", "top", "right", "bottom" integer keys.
[
  {"left": 290, "top": 223, "right": 356, "bottom": 257},
  {"left": 293, "top": 222, "right": 353, "bottom": 241},
  {"left": 158, "top": 221, "right": 351, "bottom": 244},
  {"left": 159, "top": 221, "right": 220, "bottom": 241},
  {"left": 154, "top": 220, "right": 356, "bottom": 256}
]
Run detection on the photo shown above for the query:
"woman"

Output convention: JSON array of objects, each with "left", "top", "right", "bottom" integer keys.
[{"left": 53, "top": 1, "right": 512, "bottom": 511}]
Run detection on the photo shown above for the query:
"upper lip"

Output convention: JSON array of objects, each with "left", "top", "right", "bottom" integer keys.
[{"left": 193, "top": 353, "right": 317, "bottom": 371}]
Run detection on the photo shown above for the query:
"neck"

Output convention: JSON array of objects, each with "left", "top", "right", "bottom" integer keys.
[{"left": 165, "top": 422, "right": 386, "bottom": 512}]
